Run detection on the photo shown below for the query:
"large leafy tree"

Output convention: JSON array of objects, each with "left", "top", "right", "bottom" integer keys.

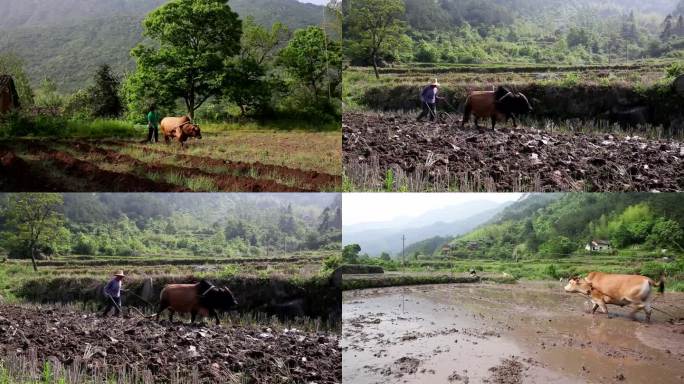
[
  {"left": 279, "top": 26, "right": 342, "bottom": 102},
  {"left": 1, "top": 194, "right": 67, "bottom": 272},
  {"left": 345, "top": 0, "right": 406, "bottom": 78},
  {"left": 128, "top": 0, "right": 242, "bottom": 118}
]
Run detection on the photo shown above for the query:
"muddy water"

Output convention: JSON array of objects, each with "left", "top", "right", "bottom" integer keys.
[{"left": 342, "top": 282, "right": 684, "bottom": 384}]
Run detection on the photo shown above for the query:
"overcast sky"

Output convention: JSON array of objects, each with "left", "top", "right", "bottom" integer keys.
[
  {"left": 297, "top": 0, "right": 329, "bottom": 5},
  {"left": 343, "top": 193, "right": 523, "bottom": 226}
]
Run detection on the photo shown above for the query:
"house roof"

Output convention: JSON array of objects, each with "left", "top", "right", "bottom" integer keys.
[{"left": 591, "top": 239, "right": 611, "bottom": 245}]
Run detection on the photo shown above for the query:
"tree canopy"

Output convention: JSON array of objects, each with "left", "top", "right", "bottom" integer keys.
[{"left": 127, "top": 0, "right": 242, "bottom": 118}]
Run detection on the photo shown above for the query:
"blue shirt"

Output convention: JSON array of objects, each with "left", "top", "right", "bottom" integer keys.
[
  {"left": 104, "top": 278, "right": 121, "bottom": 298},
  {"left": 421, "top": 86, "right": 438, "bottom": 104}
]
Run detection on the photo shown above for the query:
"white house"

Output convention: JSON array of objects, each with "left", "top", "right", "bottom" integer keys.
[{"left": 585, "top": 239, "right": 611, "bottom": 252}]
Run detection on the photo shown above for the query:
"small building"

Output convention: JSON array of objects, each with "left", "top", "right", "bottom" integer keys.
[
  {"left": 585, "top": 239, "right": 611, "bottom": 252},
  {"left": 0, "top": 75, "right": 20, "bottom": 114},
  {"left": 467, "top": 241, "right": 480, "bottom": 250},
  {"left": 440, "top": 244, "right": 451, "bottom": 255}
]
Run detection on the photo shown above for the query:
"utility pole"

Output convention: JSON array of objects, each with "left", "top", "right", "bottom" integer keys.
[{"left": 401, "top": 234, "right": 406, "bottom": 266}]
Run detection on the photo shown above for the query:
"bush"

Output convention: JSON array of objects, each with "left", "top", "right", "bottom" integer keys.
[
  {"left": 323, "top": 254, "right": 342, "bottom": 271},
  {"left": 544, "top": 264, "right": 559, "bottom": 279},
  {"left": 72, "top": 234, "right": 97, "bottom": 255}
]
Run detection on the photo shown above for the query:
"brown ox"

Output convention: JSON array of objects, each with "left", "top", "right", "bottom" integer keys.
[
  {"left": 160, "top": 116, "right": 202, "bottom": 147},
  {"left": 564, "top": 272, "right": 664, "bottom": 322},
  {"left": 461, "top": 86, "right": 533, "bottom": 130},
  {"left": 461, "top": 91, "right": 505, "bottom": 130},
  {"left": 156, "top": 280, "right": 238, "bottom": 325}
]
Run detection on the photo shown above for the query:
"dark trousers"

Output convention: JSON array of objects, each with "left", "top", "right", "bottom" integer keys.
[
  {"left": 147, "top": 125, "right": 159, "bottom": 143},
  {"left": 417, "top": 102, "right": 436, "bottom": 121},
  {"left": 101, "top": 295, "right": 122, "bottom": 317}
]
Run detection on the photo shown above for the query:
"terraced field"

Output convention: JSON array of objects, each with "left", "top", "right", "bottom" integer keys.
[{"left": 0, "top": 130, "right": 341, "bottom": 192}]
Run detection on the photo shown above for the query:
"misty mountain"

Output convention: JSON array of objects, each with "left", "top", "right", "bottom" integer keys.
[
  {"left": 0, "top": 0, "right": 326, "bottom": 92},
  {"left": 343, "top": 200, "right": 513, "bottom": 256}
]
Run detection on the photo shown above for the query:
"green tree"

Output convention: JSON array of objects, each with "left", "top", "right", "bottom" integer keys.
[
  {"left": 662, "top": 14, "right": 674, "bottom": 41},
  {"left": 342, "top": 244, "right": 361, "bottom": 264},
  {"left": 647, "top": 218, "right": 684, "bottom": 249},
  {"left": 380, "top": 251, "right": 391, "bottom": 261},
  {"left": 0, "top": 53, "right": 34, "bottom": 107},
  {"left": 241, "top": 17, "right": 290, "bottom": 65},
  {"left": 538, "top": 236, "right": 574, "bottom": 258},
  {"left": 279, "top": 26, "right": 342, "bottom": 102},
  {"left": 1, "top": 194, "right": 66, "bottom": 271},
  {"left": 223, "top": 57, "right": 273, "bottom": 116},
  {"left": 128, "top": 0, "right": 242, "bottom": 118},
  {"left": 89, "top": 64, "right": 123, "bottom": 118},
  {"left": 346, "top": 0, "right": 406, "bottom": 78},
  {"left": 35, "top": 78, "right": 63, "bottom": 111}
]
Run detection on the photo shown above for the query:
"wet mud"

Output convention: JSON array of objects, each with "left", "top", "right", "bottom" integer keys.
[
  {"left": 343, "top": 112, "right": 684, "bottom": 192},
  {"left": 342, "top": 282, "right": 684, "bottom": 384},
  {"left": 0, "top": 304, "right": 341, "bottom": 383}
]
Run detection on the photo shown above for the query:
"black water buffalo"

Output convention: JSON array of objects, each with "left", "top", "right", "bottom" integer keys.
[
  {"left": 598, "top": 106, "right": 652, "bottom": 128},
  {"left": 494, "top": 86, "right": 534, "bottom": 127},
  {"left": 156, "top": 279, "right": 238, "bottom": 325}
]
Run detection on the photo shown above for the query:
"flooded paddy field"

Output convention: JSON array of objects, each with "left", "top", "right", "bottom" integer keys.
[{"left": 342, "top": 282, "right": 684, "bottom": 384}]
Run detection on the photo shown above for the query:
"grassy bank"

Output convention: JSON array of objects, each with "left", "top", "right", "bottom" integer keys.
[
  {"left": 1, "top": 115, "right": 340, "bottom": 139},
  {"left": 342, "top": 254, "right": 684, "bottom": 292},
  {"left": 341, "top": 272, "right": 516, "bottom": 291},
  {"left": 0, "top": 252, "right": 341, "bottom": 323},
  {"left": 343, "top": 63, "right": 684, "bottom": 135}
]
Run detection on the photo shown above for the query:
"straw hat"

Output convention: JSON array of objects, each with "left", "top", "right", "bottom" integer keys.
[
  {"left": 114, "top": 271, "right": 125, "bottom": 277},
  {"left": 431, "top": 79, "right": 440, "bottom": 87}
]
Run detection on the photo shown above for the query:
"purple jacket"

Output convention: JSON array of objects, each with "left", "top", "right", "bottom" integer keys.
[{"left": 421, "top": 86, "right": 438, "bottom": 104}]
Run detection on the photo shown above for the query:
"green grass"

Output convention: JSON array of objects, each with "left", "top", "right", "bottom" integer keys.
[
  {"left": 200, "top": 119, "right": 340, "bottom": 133},
  {"left": 345, "top": 254, "right": 684, "bottom": 292},
  {"left": 0, "top": 115, "right": 140, "bottom": 138}
]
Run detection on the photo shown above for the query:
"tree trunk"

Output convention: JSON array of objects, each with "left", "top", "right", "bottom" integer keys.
[
  {"left": 372, "top": 53, "right": 380, "bottom": 79},
  {"left": 29, "top": 242, "right": 38, "bottom": 272}
]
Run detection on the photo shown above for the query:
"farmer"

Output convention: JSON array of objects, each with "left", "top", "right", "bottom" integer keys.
[
  {"left": 146, "top": 105, "right": 162, "bottom": 143},
  {"left": 101, "top": 270, "right": 125, "bottom": 317},
  {"left": 417, "top": 79, "right": 441, "bottom": 122}
]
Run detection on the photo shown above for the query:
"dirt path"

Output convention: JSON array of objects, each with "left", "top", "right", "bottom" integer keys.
[
  {"left": 343, "top": 112, "right": 684, "bottom": 192},
  {"left": 342, "top": 282, "right": 684, "bottom": 384},
  {"left": 0, "top": 304, "right": 341, "bottom": 383}
]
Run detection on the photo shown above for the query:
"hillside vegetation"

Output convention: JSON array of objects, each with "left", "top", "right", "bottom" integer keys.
[
  {"left": 0, "top": 0, "right": 327, "bottom": 92},
  {"left": 0, "top": 193, "right": 342, "bottom": 260},
  {"left": 344, "top": 0, "right": 684, "bottom": 70},
  {"left": 344, "top": 194, "right": 684, "bottom": 291},
  {"left": 448, "top": 193, "right": 684, "bottom": 260}
]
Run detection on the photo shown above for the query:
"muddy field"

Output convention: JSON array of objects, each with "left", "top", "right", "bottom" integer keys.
[
  {"left": 343, "top": 112, "right": 684, "bottom": 192},
  {"left": 0, "top": 137, "right": 341, "bottom": 192},
  {"left": 342, "top": 282, "right": 684, "bottom": 384},
  {"left": 0, "top": 303, "right": 341, "bottom": 383}
]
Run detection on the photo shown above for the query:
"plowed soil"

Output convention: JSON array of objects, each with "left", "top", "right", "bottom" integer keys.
[
  {"left": 98, "top": 140, "right": 341, "bottom": 191},
  {"left": 0, "top": 304, "right": 341, "bottom": 383},
  {"left": 68, "top": 142, "right": 307, "bottom": 192},
  {"left": 343, "top": 112, "right": 684, "bottom": 192},
  {"left": 0, "top": 139, "right": 340, "bottom": 192}
]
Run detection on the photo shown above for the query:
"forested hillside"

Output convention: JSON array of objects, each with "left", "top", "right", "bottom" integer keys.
[
  {"left": 447, "top": 193, "right": 684, "bottom": 259},
  {"left": 0, "top": 193, "right": 342, "bottom": 259},
  {"left": 0, "top": 0, "right": 327, "bottom": 91},
  {"left": 345, "top": 0, "right": 684, "bottom": 66}
]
